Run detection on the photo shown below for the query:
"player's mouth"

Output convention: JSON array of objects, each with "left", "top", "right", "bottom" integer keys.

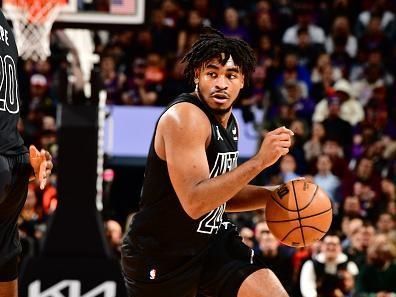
[{"left": 211, "top": 92, "right": 229, "bottom": 104}]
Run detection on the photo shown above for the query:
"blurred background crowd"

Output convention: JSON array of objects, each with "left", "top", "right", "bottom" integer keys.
[{"left": 15, "top": 0, "right": 396, "bottom": 296}]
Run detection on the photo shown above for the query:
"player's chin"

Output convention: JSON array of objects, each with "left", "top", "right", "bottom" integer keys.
[
  {"left": 210, "top": 105, "right": 232, "bottom": 115},
  {"left": 208, "top": 101, "right": 233, "bottom": 114}
]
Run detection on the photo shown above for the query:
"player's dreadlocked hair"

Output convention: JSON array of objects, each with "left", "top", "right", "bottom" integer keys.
[{"left": 182, "top": 27, "right": 256, "bottom": 86}]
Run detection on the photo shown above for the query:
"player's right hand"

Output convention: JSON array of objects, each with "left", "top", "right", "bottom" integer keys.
[
  {"left": 29, "top": 145, "right": 53, "bottom": 190},
  {"left": 256, "top": 126, "right": 294, "bottom": 168}
]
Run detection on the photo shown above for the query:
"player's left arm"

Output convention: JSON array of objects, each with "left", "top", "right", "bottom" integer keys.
[
  {"left": 225, "top": 185, "right": 279, "bottom": 212},
  {"left": 29, "top": 145, "right": 53, "bottom": 190}
]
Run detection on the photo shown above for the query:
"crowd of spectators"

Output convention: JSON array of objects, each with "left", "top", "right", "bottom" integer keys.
[{"left": 15, "top": 0, "right": 396, "bottom": 296}]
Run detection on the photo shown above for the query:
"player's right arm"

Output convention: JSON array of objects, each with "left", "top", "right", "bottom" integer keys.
[{"left": 155, "top": 103, "right": 292, "bottom": 219}]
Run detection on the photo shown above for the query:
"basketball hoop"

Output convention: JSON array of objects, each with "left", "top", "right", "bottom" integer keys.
[{"left": 3, "top": 0, "right": 66, "bottom": 61}]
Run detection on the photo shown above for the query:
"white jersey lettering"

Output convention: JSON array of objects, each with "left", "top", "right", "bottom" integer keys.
[
  {"left": 0, "top": 54, "right": 19, "bottom": 113},
  {"left": 197, "top": 151, "right": 238, "bottom": 234}
]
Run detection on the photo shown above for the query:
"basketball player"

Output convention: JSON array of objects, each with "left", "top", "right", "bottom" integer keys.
[
  {"left": 0, "top": 9, "right": 53, "bottom": 297},
  {"left": 121, "top": 28, "right": 293, "bottom": 297}
]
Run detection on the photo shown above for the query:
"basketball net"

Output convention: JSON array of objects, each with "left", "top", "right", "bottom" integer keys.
[{"left": 3, "top": 0, "right": 66, "bottom": 61}]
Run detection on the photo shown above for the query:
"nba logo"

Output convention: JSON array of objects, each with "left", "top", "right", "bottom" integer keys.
[{"left": 149, "top": 269, "right": 156, "bottom": 280}]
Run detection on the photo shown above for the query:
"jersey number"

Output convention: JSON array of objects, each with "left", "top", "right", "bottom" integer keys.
[
  {"left": 0, "top": 55, "right": 19, "bottom": 114},
  {"left": 197, "top": 204, "right": 225, "bottom": 234}
]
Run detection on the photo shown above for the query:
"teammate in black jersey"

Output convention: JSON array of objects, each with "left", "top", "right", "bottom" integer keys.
[
  {"left": 122, "top": 28, "right": 293, "bottom": 297},
  {"left": 0, "top": 9, "right": 53, "bottom": 297}
]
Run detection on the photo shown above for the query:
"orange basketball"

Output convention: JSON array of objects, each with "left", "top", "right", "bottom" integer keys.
[{"left": 265, "top": 179, "right": 333, "bottom": 247}]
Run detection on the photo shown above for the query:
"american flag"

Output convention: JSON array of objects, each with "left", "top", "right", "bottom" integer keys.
[{"left": 110, "top": 0, "right": 136, "bottom": 15}]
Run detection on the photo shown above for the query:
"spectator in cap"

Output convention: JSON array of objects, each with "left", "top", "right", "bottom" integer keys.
[
  {"left": 333, "top": 79, "right": 364, "bottom": 126},
  {"left": 313, "top": 79, "right": 364, "bottom": 126}
]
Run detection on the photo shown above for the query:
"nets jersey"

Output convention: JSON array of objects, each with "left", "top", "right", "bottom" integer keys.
[
  {"left": 0, "top": 10, "right": 25, "bottom": 155},
  {"left": 124, "top": 93, "right": 239, "bottom": 258}
]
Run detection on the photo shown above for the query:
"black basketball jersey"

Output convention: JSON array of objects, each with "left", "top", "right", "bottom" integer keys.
[
  {"left": 124, "top": 93, "right": 239, "bottom": 257},
  {"left": 0, "top": 10, "right": 25, "bottom": 155}
]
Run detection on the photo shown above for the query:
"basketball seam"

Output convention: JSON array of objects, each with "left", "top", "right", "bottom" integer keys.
[
  {"left": 270, "top": 193, "right": 300, "bottom": 212},
  {"left": 299, "top": 185, "right": 319, "bottom": 211},
  {"left": 281, "top": 225, "right": 327, "bottom": 242},
  {"left": 266, "top": 207, "right": 332, "bottom": 223},
  {"left": 300, "top": 225, "right": 328, "bottom": 233},
  {"left": 291, "top": 180, "right": 306, "bottom": 246}
]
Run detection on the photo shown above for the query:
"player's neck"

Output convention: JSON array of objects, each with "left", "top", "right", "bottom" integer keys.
[{"left": 215, "top": 113, "right": 231, "bottom": 129}]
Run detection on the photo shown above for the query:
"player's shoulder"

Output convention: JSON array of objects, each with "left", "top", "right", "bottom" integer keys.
[
  {"left": 0, "top": 9, "right": 6, "bottom": 19},
  {"left": 0, "top": 10, "right": 18, "bottom": 56},
  {"left": 0, "top": 9, "right": 10, "bottom": 28},
  {"left": 160, "top": 101, "right": 210, "bottom": 130}
]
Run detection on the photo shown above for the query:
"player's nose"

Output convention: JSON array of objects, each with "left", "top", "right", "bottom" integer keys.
[{"left": 215, "top": 75, "right": 228, "bottom": 90}]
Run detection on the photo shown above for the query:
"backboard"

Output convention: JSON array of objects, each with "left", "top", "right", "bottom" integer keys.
[{"left": 2, "top": 0, "right": 145, "bottom": 26}]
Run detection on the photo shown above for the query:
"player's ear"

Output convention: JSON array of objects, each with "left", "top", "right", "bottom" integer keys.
[
  {"left": 194, "top": 69, "right": 200, "bottom": 81},
  {"left": 240, "top": 75, "right": 245, "bottom": 89}
]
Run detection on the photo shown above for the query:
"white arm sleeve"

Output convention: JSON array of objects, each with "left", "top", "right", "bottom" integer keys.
[{"left": 300, "top": 260, "right": 318, "bottom": 297}]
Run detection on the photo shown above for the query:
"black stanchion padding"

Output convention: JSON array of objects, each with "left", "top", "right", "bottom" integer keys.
[{"left": 19, "top": 104, "right": 126, "bottom": 297}]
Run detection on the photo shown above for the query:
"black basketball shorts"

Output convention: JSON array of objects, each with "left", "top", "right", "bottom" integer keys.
[
  {"left": 121, "top": 224, "right": 267, "bottom": 297},
  {"left": 0, "top": 153, "right": 31, "bottom": 281}
]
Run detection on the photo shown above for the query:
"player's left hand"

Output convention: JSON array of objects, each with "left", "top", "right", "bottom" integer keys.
[{"left": 29, "top": 145, "right": 53, "bottom": 190}]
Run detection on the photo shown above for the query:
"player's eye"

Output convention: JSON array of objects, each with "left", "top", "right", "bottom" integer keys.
[{"left": 207, "top": 72, "right": 217, "bottom": 78}]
